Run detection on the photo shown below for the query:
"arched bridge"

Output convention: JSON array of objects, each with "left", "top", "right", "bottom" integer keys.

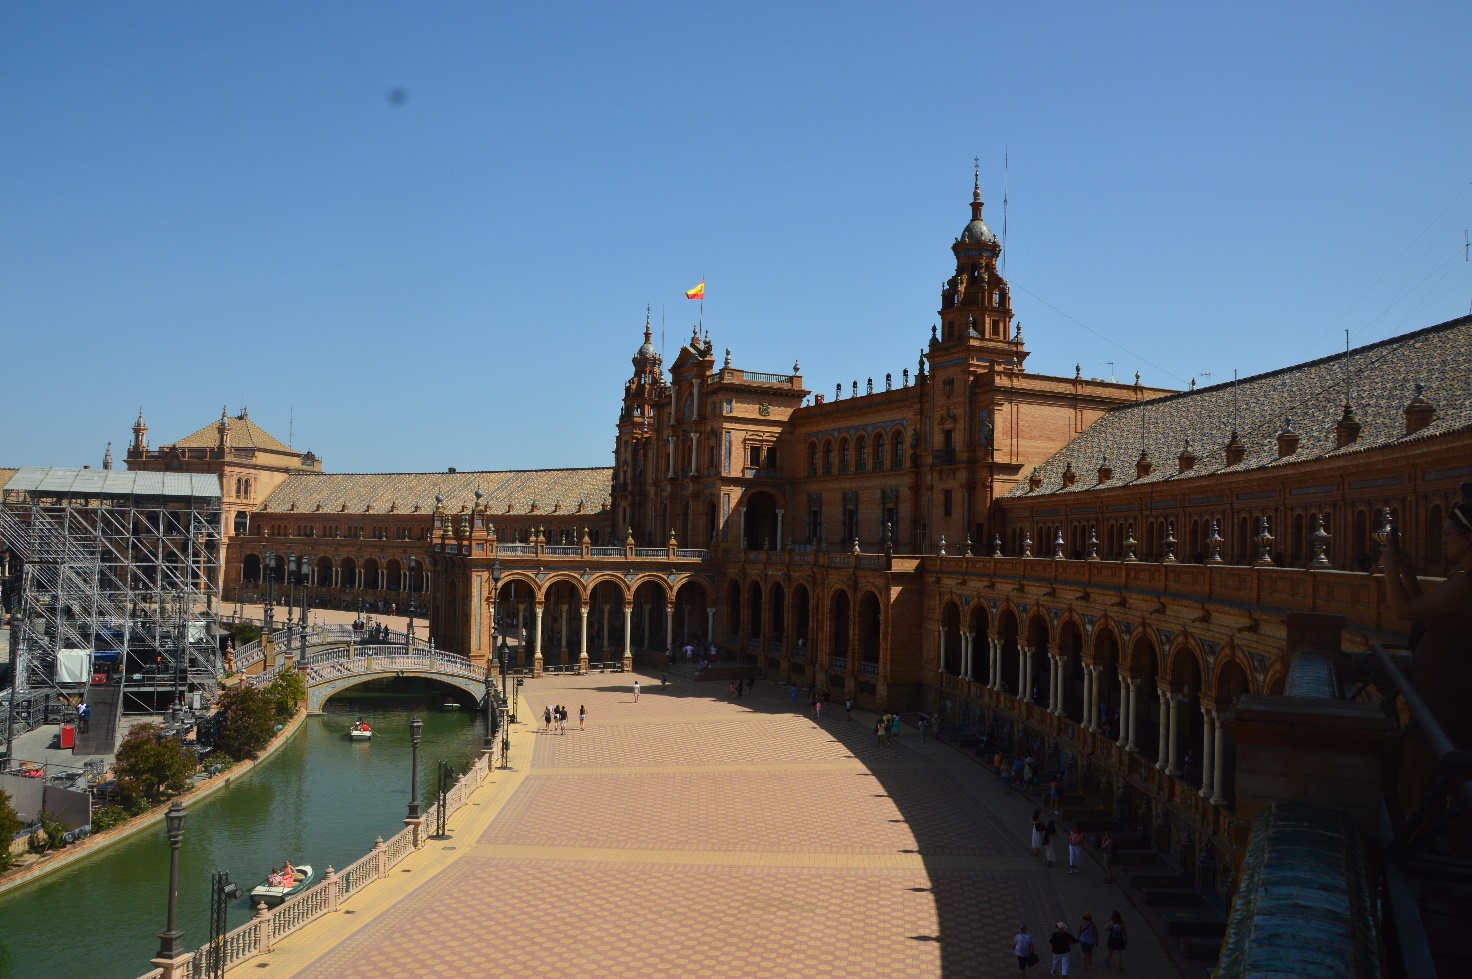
[{"left": 247, "top": 643, "right": 489, "bottom": 713}]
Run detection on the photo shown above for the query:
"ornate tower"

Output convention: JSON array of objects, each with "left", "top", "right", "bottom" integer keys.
[
  {"left": 128, "top": 409, "right": 149, "bottom": 459},
  {"left": 612, "top": 310, "right": 668, "bottom": 542},
  {"left": 102, "top": 442, "right": 113, "bottom": 470},
  {"left": 935, "top": 166, "right": 1025, "bottom": 366}
]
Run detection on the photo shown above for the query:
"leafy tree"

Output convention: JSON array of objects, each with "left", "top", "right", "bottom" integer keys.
[
  {"left": 112, "top": 723, "right": 196, "bottom": 806},
  {"left": 214, "top": 684, "right": 277, "bottom": 761},
  {"left": 229, "top": 623, "right": 262, "bottom": 647},
  {"left": 0, "top": 788, "right": 21, "bottom": 871},
  {"left": 264, "top": 670, "right": 306, "bottom": 719}
]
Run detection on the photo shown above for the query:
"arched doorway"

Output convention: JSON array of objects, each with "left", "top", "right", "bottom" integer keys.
[
  {"left": 744, "top": 491, "right": 779, "bottom": 550},
  {"left": 791, "top": 583, "right": 812, "bottom": 669},
  {"left": 724, "top": 579, "right": 742, "bottom": 650},
  {"left": 673, "top": 579, "right": 709, "bottom": 656},
  {"left": 242, "top": 554, "right": 261, "bottom": 584},
  {"left": 858, "top": 592, "right": 881, "bottom": 668},
  {"left": 941, "top": 601, "right": 962, "bottom": 675},
  {"left": 385, "top": 559, "right": 403, "bottom": 592},
  {"left": 1213, "top": 659, "right": 1251, "bottom": 805},
  {"left": 631, "top": 580, "right": 669, "bottom": 657},
  {"left": 770, "top": 583, "right": 787, "bottom": 656},
  {"left": 495, "top": 579, "right": 534, "bottom": 667},
  {"left": 746, "top": 580, "right": 764, "bottom": 658},
  {"left": 968, "top": 602, "right": 990, "bottom": 683},
  {"left": 1058, "top": 619, "right": 1084, "bottom": 721},
  {"left": 1026, "top": 614, "right": 1051, "bottom": 706},
  {"left": 340, "top": 557, "right": 358, "bottom": 592},
  {"left": 828, "top": 589, "right": 850, "bottom": 668},
  {"left": 998, "top": 608, "right": 1020, "bottom": 695},
  {"left": 1094, "top": 630, "right": 1121, "bottom": 737},
  {"left": 1131, "top": 634, "right": 1162, "bottom": 760},
  {"left": 1170, "top": 645, "right": 1205, "bottom": 787},
  {"left": 362, "top": 558, "right": 381, "bottom": 593}
]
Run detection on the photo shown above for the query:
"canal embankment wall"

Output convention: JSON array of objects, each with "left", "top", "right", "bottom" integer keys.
[{"left": 0, "top": 709, "right": 308, "bottom": 898}]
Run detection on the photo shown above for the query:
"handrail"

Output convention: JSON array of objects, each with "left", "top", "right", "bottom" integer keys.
[{"left": 139, "top": 750, "right": 495, "bottom": 979}]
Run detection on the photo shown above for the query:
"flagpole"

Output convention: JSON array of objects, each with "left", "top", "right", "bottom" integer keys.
[{"left": 699, "top": 273, "right": 704, "bottom": 331}]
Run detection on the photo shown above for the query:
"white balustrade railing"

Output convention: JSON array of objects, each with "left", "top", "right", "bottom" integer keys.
[{"left": 137, "top": 751, "right": 494, "bottom": 979}]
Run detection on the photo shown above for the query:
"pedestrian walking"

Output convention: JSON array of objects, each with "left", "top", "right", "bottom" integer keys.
[
  {"left": 746, "top": 676, "right": 754, "bottom": 694},
  {"left": 1100, "top": 831, "right": 1115, "bottom": 883},
  {"left": 1077, "top": 913, "right": 1098, "bottom": 972},
  {"left": 994, "top": 752, "right": 1004, "bottom": 783},
  {"left": 544, "top": 705, "right": 553, "bottom": 732},
  {"left": 890, "top": 713, "right": 901, "bottom": 743},
  {"left": 1047, "top": 922, "right": 1078, "bottom": 976},
  {"left": 876, "top": 717, "right": 885, "bottom": 747},
  {"left": 815, "top": 700, "right": 822, "bottom": 721},
  {"left": 1002, "top": 759, "right": 1014, "bottom": 793},
  {"left": 791, "top": 684, "right": 799, "bottom": 704},
  {"left": 559, "top": 706, "right": 567, "bottom": 735},
  {"left": 633, "top": 680, "right": 640, "bottom": 702},
  {"left": 1049, "top": 778, "right": 1064, "bottom": 815},
  {"left": 918, "top": 715, "right": 927, "bottom": 743},
  {"left": 809, "top": 693, "right": 818, "bottom": 714},
  {"left": 1068, "top": 826, "right": 1084, "bottom": 874},
  {"left": 1043, "top": 818, "right": 1058, "bottom": 868},
  {"left": 579, "top": 705, "right": 586, "bottom": 731},
  {"left": 1023, "top": 755, "right": 1035, "bottom": 788},
  {"left": 1103, "top": 911, "right": 1127, "bottom": 970},
  {"left": 78, "top": 701, "right": 90, "bottom": 735},
  {"left": 1014, "top": 924, "right": 1038, "bottom": 973},
  {"left": 845, "top": 698, "right": 853, "bottom": 721},
  {"left": 1030, "top": 811, "right": 1044, "bottom": 857},
  {"left": 730, "top": 680, "right": 738, "bottom": 699}
]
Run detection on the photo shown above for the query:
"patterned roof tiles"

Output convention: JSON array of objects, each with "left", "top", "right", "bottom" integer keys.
[
  {"left": 167, "top": 412, "right": 294, "bottom": 454},
  {"left": 1008, "top": 315, "right": 1472, "bottom": 497},
  {"left": 260, "top": 468, "right": 614, "bottom": 514}
]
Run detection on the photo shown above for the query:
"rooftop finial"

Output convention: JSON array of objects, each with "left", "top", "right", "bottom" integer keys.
[{"left": 973, "top": 155, "right": 981, "bottom": 203}]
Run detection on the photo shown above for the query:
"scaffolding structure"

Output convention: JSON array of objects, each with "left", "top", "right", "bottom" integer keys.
[{"left": 0, "top": 468, "right": 223, "bottom": 714}]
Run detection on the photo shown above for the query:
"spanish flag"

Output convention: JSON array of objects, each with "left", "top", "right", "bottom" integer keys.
[{"left": 684, "top": 279, "right": 705, "bottom": 301}]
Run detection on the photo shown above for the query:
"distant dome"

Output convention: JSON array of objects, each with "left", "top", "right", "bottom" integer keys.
[
  {"left": 637, "top": 339, "right": 657, "bottom": 358},
  {"left": 960, "top": 216, "right": 996, "bottom": 245}
]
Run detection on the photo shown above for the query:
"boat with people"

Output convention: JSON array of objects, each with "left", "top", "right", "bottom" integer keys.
[
  {"left": 348, "top": 718, "right": 373, "bottom": 740},
  {"left": 249, "top": 862, "right": 314, "bottom": 906},
  {"left": 439, "top": 698, "right": 461, "bottom": 711}
]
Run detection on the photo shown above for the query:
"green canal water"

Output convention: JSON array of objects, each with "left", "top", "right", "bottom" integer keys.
[{"left": 0, "top": 690, "right": 487, "bottom": 979}]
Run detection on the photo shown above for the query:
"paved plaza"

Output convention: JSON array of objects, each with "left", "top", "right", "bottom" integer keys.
[{"left": 262, "top": 673, "right": 1192, "bottom": 978}]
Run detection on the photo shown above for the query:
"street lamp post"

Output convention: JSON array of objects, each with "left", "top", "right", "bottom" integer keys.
[
  {"left": 498, "top": 636, "right": 511, "bottom": 766},
  {"left": 286, "top": 552, "right": 296, "bottom": 629},
  {"left": 263, "top": 551, "right": 276, "bottom": 636},
  {"left": 155, "top": 801, "right": 189, "bottom": 965},
  {"left": 407, "top": 717, "right": 423, "bottom": 820},
  {"left": 405, "top": 557, "right": 417, "bottom": 653},
  {"left": 298, "top": 553, "right": 311, "bottom": 663}
]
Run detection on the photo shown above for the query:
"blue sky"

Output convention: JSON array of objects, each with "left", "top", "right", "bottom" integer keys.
[{"left": 3, "top": 3, "right": 1470, "bottom": 473}]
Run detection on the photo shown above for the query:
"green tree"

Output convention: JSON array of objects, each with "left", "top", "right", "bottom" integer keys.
[
  {"left": 229, "top": 623, "right": 262, "bottom": 647},
  {"left": 112, "top": 724, "right": 196, "bottom": 806},
  {"left": 214, "top": 684, "right": 277, "bottom": 760},
  {"left": 265, "top": 670, "right": 306, "bottom": 720},
  {"left": 0, "top": 788, "right": 22, "bottom": 871}
]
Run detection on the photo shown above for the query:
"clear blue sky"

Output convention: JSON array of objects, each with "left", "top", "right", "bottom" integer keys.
[{"left": 3, "top": 3, "right": 1470, "bottom": 473}]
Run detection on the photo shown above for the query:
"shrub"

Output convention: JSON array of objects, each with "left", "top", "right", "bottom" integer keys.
[
  {"left": 265, "top": 670, "right": 306, "bottom": 719},
  {"left": 112, "top": 723, "right": 196, "bottom": 806},
  {"left": 0, "top": 789, "right": 21, "bottom": 871},
  {"left": 229, "top": 623, "right": 262, "bottom": 647},
  {"left": 213, "top": 684, "right": 277, "bottom": 760},
  {"left": 89, "top": 804, "right": 133, "bottom": 833}
]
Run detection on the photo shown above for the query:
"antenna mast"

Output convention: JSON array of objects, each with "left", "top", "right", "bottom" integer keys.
[{"left": 1001, "top": 148, "right": 1009, "bottom": 274}]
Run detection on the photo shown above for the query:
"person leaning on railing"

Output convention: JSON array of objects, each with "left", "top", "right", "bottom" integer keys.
[{"left": 1383, "top": 497, "right": 1472, "bottom": 851}]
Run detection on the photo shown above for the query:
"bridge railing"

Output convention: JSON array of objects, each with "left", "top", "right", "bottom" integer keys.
[{"left": 137, "top": 750, "right": 495, "bottom": 979}]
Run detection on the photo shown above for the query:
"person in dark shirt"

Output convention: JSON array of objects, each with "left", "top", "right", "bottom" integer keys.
[{"left": 1047, "top": 922, "right": 1078, "bottom": 975}]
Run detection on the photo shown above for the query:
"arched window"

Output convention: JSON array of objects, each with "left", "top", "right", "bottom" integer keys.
[
  {"left": 682, "top": 394, "right": 694, "bottom": 420},
  {"left": 233, "top": 511, "right": 248, "bottom": 536},
  {"left": 892, "top": 430, "right": 904, "bottom": 468},
  {"left": 838, "top": 438, "right": 850, "bottom": 474},
  {"left": 855, "top": 435, "right": 867, "bottom": 472},
  {"left": 234, "top": 478, "right": 242, "bottom": 497},
  {"left": 823, "top": 441, "right": 835, "bottom": 475},
  {"left": 873, "top": 432, "right": 886, "bottom": 471},
  {"left": 807, "top": 442, "right": 818, "bottom": 476}
]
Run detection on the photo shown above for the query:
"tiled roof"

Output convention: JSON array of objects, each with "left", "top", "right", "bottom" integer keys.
[
  {"left": 259, "top": 468, "right": 614, "bottom": 515},
  {"left": 1008, "top": 315, "right": 1472, "bottom": 498},
  {"left": 167, "top": 412, "right": 294, "bottom": 454},
  {"left": 0, "top": 468, "right": 18, "bottom": 493}
]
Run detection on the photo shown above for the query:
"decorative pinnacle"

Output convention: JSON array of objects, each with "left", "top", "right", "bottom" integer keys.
[{"left": 973, "top": 156, "right": 981, "bottom": 202}]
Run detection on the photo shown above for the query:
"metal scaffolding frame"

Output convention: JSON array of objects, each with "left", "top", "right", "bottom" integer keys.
[{"left": 1, "top": 468, "right": 223, "bottom": 715}]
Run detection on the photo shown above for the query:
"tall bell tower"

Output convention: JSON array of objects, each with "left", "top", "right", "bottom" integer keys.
[{"left": 934, "top": 165, "right": 1026, "bottom": 367}]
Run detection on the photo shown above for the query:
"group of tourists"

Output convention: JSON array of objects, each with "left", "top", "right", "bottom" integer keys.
[
  {"left": 1013, "top": 912, "right": 1127, "bottom": 974},
  {"left": 543, "top": 704, "right": 585, "bottom": 734},
  {"left": 874, "top": 712, "right": 901, "bottom": 746}
]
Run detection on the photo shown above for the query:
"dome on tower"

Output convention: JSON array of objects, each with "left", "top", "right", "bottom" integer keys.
[
  {"left": 638, "top": 337, "right": 657, "bottom": 358},
  {"left": 960, "top": 215, "right": 996, "bottom": 245}
]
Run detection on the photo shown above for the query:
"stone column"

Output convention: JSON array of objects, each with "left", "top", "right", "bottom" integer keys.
[
  {"left": 578, "top": 606, "right": 590, "bottom": 674},
  {"left": 738, "top": 507, "right": 747, "bottom": 549},
  {"left": 666, "top": 436, "right": 675, "bottom": 477},
  {"left": 775, "top": 509, "right": 784, "bottom": 548},
  {"left": 1199, "top": 708, "right": 1216, "bottom": 799},
  {"left": 622, "top": 606, "right": 633, "bottom": 670},
  {"left": 1024, "top": 647, "right": 1036, "bottom": 704},
  {"left": 961, "top": 632, "right": 973, "bottom": 679},
  {"left": 1210, "top": 719, "right": 1229, "bottom": 806},
  {"left": 533, "top": 605, "right": 544, "bottom": 676},
  {"left": 1166, "top": 694, "right": 1182, "bottom": 776},
  {"left": 992, "top": 639, "right": 1002, "bottom": 687},
  {"left": 689, "top": 432, "right": 699, "bottom": 475},
  {"left": 1087, "top": 667, "right": 1101, "bottom": 732},
  {"left": 1156, "top": 687, "right": 1170, "bottom": 770},
  {"left": 665, "top": 604, "right": 675, "bottom": 655},
  {"left": 1017, "top": 644, "right": 1027, "bottom": 699},
  {"left": 706, "top": 607, "right": 715, "bottom": 646},
  {"left": 937, "top": 624, "right": 946, "bottom": 675},
  {"left": 1126, "top": 679, "right": 1141, "bottom": 751},
  {"left": 1117, "top": 674, "right": 1130, "bottom": 747}
]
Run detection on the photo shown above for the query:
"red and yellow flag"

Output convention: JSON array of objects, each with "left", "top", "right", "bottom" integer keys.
[{"left": 684, "top": 279, "right": 705, "bottom": 301}]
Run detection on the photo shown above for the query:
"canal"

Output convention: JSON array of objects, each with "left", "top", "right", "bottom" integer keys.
[{"left": 0, "top": 688, "right": 487, "bottom": 979}]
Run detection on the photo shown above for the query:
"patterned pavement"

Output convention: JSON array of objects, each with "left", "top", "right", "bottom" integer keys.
[{"left": 269, "top": 674, "right": 1189, "bottom": 978}]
